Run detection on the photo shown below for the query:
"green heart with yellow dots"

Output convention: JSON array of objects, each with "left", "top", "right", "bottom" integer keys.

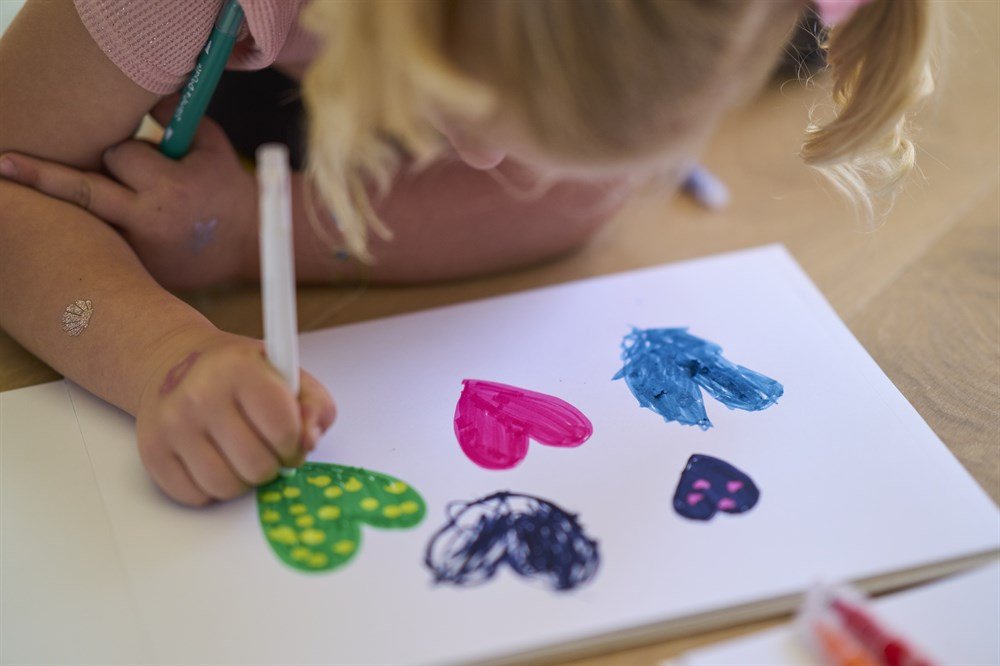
[{"left": 257, "top": 462, "right": 426, "bottom": 573}]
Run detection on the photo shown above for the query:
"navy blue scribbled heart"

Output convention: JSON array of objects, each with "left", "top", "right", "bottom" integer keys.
[
  {"left": 673, "top": 454, "right": 760, "bottom": 521},
  {"left": 424, "top": 492, "right": 599, "bottom": 591},
  {"left": 613, "top": 327, "right": 783, "bottom": 429}
]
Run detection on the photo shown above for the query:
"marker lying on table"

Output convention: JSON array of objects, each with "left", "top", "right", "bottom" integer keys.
[
  {"left": 797, "top": 583, "right": 937, "bottom": 666},
  {"left": 160, "top": 0, "right": 244, "bottom": 159},
  {"left": 257, "top": 144, "right": 300, "bottom": 476},
  {"left": 682, "top": 165, "right": 730, "bottom": 210}
]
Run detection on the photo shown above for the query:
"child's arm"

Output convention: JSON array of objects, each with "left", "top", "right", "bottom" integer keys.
[
  {"left": 0, "top": 1, "right": 335, "bottom": 504},
  {"left": 283, "top": 161, "right": 637, "bottom": 284},
  {"left": 4, "top": 140, "right": 639, "bottom": 286}
]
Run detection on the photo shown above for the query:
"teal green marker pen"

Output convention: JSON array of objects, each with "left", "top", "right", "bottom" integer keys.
[{"left": 160, "top": 0, "right": 245, "bottom": 159}]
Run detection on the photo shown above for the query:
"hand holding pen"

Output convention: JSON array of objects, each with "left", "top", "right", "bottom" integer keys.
[{"left": 121, "top": 144, "right": 335, "bottom": 506}]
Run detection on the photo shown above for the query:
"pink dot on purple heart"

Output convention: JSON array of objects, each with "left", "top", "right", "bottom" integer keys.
[
  {"left": 726, "top": 480, "right": 744, "bottom": 493},
  {"left": 692, "top": 479, "right": 711, "bottom": 490},
  {"left": 686, "top": 493, "right": 703, "bottom": 506},
  {"left": 717, "top": 497, "right": 737, "bottom": 511}
]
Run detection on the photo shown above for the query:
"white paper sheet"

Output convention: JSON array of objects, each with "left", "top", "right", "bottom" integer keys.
[
  {"left": 3, "top": 246, "right": 998, "bottom": 665},
  {"left": 672, "top": 561, "right": 1000, "bottom": 666},
  {"left": 0, "top": 381, "right": 151, "bottom": 664}
]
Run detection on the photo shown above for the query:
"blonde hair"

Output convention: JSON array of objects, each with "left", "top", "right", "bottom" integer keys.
[
  {"left": 803, "top": 0, "right": 937, "bottom": 221},
  {"left": 301, "top": 1, "right": 936, "bottom": 259}
]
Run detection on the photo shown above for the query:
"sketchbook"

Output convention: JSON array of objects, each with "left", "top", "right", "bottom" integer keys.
[
  {"left": 2, "top": 245, "right": 997, "bottom": 665},
  {"left": 671, "top": 562, "right": 1000, "bottom": 666}
]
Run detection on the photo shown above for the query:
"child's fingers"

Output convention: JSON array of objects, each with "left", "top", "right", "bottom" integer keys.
[
  {"left": 149, "top": 94, "right": 181, "bottom": 128},
  {"left": 208, "top": 406, "right": 284, "bottom": 485},
  {"left": 298, "top": 373, "right": 337, "bottom": 450},
  {"left": 103, "top": 140, "right": 176, "bottom": 193},
  {"left": 176, "top": 434, "right": 251, "bottom": 501},
  {"left": 149, "top": 453, "right": 212, "bottom": 507},
  {"left": 235, "top": 374, "right": 302, "bottom": 467},
  {"left": 149, "top": 95, "right": 232, "bottom": 159},
  {"left": 187, "top": 116, "right": 234, "bottom": 157},
  {"left": 0, "top": 152, "right": 137, "bottom": 225}
]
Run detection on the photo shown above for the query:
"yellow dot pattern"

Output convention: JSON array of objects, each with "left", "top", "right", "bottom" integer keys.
[
  {"left": 307, "top": 475, "right": 331, "bottom": 488},
  {"left": 300, "top": 528, "right": 325, "bottom": 545},
  {"left": 333, "top": 540, "right": 356, "bottom": 555},
  {"left": 256, "top": 462, "right": 426, "bottom": 574},
  {"left": 267, "top": 526, "right": 298, "bottom": 546},
  {"left": 318, "top": 505, "right": 341, "bottom": 520},
  {"left": 296, "top": 515, "right": 315, "bottom": 528}
]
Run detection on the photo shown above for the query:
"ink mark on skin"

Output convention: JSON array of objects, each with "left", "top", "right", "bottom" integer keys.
[
  {"left": 334, "top": 249, "right": 351, "bottom": 261},
  {"left": 425, "top": 491, "right": 599, "bottom": 591},
  {"left": 257, "top": 462, "right": 426, "bottom": 573},
  {"left": 191, "top": 218, "right": 219, "bottom": 255},
  {"left": 613, "top": 327, "right": 783, "bottom": 429},
  {"left": 61, "top": 299, "right": 93, "bottom": 337},
  {"left": 673, "top": 454, "right": 760, "bottom": 521},
  {"left": 159, "top": 351, "right": 201, "bottom": 396},
  {"left": 454, "top": 379, "right": 593, "bottom": 470}
]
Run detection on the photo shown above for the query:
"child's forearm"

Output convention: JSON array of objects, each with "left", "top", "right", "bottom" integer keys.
[
  {"left": 0, "top": 182, "right": 218, "bottom": 414},
  {"left": 238, "top": 161, "right": 632, "bottom": 285}
]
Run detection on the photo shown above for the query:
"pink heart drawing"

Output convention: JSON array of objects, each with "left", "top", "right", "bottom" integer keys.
[{"left": 454, "top": 379, "right": 593, "bottom": 470}]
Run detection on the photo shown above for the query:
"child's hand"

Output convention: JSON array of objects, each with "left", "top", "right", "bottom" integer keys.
[
  {"left": 0, "top": 101, "right": 256, "bottom": 289},
  {"left": 138, "top": 331, "right": 336, "bottom": 506}
]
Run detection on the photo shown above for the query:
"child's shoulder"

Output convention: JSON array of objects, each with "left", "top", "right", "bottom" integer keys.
[{"left": 73, "top": 0, "right": 314, "bottom": 95}]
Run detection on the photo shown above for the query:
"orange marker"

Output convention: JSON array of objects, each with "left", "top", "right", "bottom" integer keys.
[{"left": 815, "top": 619, "right": 881, "bottom": 666}]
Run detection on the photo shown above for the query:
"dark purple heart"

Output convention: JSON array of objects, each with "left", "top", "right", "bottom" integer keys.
[{"left": 673, "top": 454, "right": 760, "bottom": 521}]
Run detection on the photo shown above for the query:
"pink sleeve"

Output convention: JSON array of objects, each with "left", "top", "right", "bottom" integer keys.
[
  {"left": 74, "top": 0, "right": 225, "bottom": 95},
  {"left": 73, "top": 0, "right": 307, "bottom": 95}
]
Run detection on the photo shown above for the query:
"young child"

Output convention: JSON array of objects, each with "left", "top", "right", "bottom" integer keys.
[{"left": 0, "top": 0, "right": 934, "bottom": 506}]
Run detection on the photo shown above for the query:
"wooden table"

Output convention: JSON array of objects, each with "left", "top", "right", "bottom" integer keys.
[{"left": 2, "top": 2, "right": 996, "bottom": 662}]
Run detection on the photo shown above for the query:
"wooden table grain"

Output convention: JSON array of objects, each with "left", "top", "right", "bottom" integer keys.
[{"left": 1, "top": 2, "right": 996, "bottom": 663}]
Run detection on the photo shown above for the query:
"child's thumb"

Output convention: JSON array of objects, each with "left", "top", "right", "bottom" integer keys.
[{"left": 298, "top": 376, "right": 337, "bottom": 452}]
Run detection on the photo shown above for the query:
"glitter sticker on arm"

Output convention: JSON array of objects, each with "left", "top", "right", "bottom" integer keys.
[
  {"left": 425, "top": 491, "right": 600, "bottom": 591},
  {"left": 159, "top": 351, "right": 201, "bottom": 396},
  {"left": 454, "top": 380, "right": 593, "bottom": 470},
  {"left": 613, "top": 327, "right": 783, "bottom": 429},
  {"left": 673, "top": 454, "right": 760, "bottom": 521},
  {"left": 61, "top": 299, "right": 93, "bottom": 337},
  {"left": 257, "top": 462, "right": 426, "bottom": 573}
]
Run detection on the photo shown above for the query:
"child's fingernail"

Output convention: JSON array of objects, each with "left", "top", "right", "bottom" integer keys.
[
  {"left": 0, "top": 156, "right": 17, "bottom": 178},
  {"left": 309, "top": 425, "right": 322, "bottom": 445}
]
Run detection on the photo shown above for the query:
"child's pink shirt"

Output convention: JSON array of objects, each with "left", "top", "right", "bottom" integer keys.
[{"left": 73, "top": 0, "right": 318, "bottom": 94}]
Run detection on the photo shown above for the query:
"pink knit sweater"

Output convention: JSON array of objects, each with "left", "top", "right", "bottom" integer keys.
[{"left": 73, "top": 0, "right": 318, "bottom": 94}]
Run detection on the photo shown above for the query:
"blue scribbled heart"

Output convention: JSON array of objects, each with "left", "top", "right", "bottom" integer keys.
[
  {"left": 673, "top": 454, "right": 760, "bottom": 521},
  {"left": 613, "top": 327, "right": 783, "bottom": 430}
]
